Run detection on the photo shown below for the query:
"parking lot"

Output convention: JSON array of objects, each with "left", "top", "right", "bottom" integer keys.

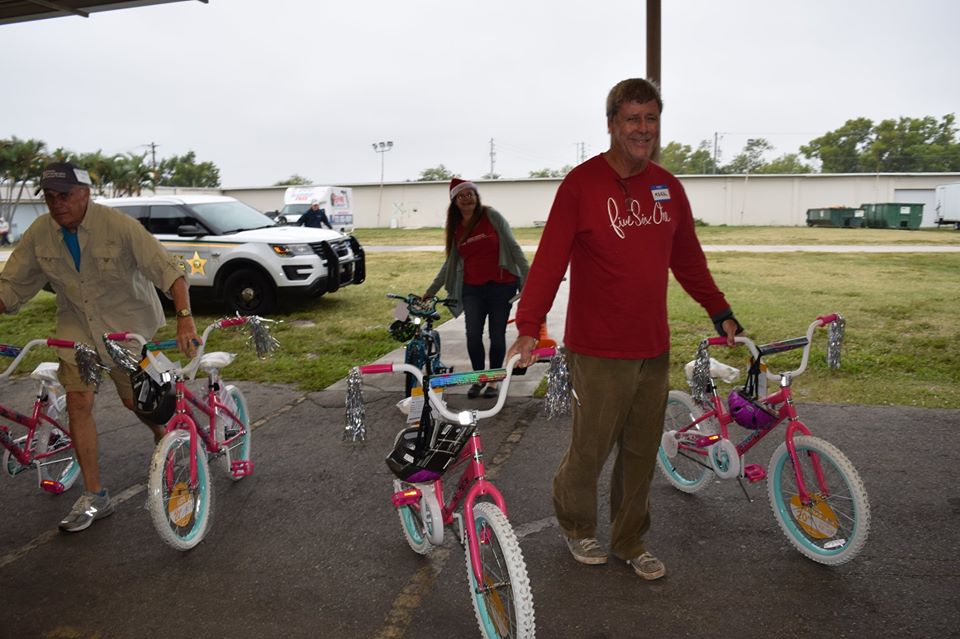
[{"left": 2, "top": 293, "right": 959, "bottom": 638}]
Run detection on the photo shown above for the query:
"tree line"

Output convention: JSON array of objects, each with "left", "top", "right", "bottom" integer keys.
[
  {"left": 414, "top": 114, "right": 960, "bottom": 179},
  {"left": 0, "top": 137, "right": 220, "bottom": 222}
]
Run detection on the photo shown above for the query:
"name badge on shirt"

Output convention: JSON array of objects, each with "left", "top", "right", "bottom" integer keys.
[{"left": 651, "top": 185, "right": 671, "bottom": 201}]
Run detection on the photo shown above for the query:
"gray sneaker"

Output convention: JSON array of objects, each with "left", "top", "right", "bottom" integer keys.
[
  {"left": 58, "top": 490, "right": 114, "bottom": 533},
  {"left": 626, "top": 551, "right": 666, "bottom": 580},
  {"left": 565, "top": 536, "right": 608, "bottom": 565}
]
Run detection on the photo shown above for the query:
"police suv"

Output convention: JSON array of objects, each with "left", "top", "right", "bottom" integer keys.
[{"left": 97, "top": 195, "right": 365, "bottom": 315}]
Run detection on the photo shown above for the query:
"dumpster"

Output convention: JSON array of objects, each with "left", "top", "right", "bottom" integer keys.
[
  {"left": 861, "top": 203, "right": 924, "bottom": 230},
  {"left": 806, "top": 207, "right": 864, "bottom": 228}
]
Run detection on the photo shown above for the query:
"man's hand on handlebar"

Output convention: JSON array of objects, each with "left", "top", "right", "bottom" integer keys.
[{"left": 506, "top": 335, "right": 539, "bottom": 369}]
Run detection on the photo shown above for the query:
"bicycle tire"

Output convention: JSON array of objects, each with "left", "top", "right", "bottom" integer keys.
[
  {"left": 36, "top": 391, "right": 80, "bottom": 492},
  {"left": 395, "top": 480, "right": 440, "bottom": 555},
  {"left": 656, "top": 390, "right": 715, "bottom": 493},
  {"left": 465, "top": 502, "right": 535, "bottom": 639},
  {"left": 147, "top": 430, "right": 214, "bottom": 551},
  {"left": 219, "top": 385, "right": 252, "bottom": 480},
  {"left": 767, "top": 435, "right": 870, "bottom": 565}
]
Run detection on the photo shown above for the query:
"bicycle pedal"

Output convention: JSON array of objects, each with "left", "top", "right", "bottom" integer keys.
[
  {"left": 230, "top": 460, "right": 254, "bottom": 478},
  {"left": 40, "top": 479, "right": 66, "bottom": 494},
  {"left": 743, "top": 464, "right": 766, "bottom": 483}
]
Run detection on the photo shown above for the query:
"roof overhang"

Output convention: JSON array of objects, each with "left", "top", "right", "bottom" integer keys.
[{"left": 0, "top": 0, "right": 205, "bottom": 26}]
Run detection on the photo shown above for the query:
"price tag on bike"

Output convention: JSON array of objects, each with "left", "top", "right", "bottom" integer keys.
[{"left": 406, "top": 387, "right": 442, "bottom": 426}]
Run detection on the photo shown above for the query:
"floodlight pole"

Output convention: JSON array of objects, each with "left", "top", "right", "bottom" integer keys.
[{"left": 372, "top": 141, "right": 394, "bottom": 227}]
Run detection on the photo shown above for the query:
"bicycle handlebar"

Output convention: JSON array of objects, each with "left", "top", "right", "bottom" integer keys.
[
  {"left": 358, "top": 346, "right": 557, "bottom": 424},
  {"left": 386, "top": 293, "right": 455, "bottom": 319},
  {"left": 104, "top": 316, "right": 261, "bottom": 380},
  {"left": 705, "top": 314, "right": 841, "bottom": 379},
  {"left": 0, "top": 338, "right": 85, "bottom": 380}
]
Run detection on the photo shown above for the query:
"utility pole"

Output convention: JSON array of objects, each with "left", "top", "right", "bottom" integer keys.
[
  {"left": 372, "top": 141, "right": 394, "bottom": 228},
  {"left": 489, "top": 138, "right": 496, "bottom": 177}
]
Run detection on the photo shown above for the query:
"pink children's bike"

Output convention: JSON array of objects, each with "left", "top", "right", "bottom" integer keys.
[
  {"left": 657, "top": 313, "right": 870, "bottom": 565},
  {"left": 0, "top": 338, "right": 99, "bottom": 495},
  {"left": 348, "top": 348, "right": 555, "bottom": 639},
  {"left": 104, "top": 316, "right": 274, "bottom": 551}
]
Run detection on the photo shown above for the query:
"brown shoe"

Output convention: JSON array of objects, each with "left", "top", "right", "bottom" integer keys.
[
  {"left": 626, "top": 552, "right": 666, "bottom": 580},
  {"left": 565, "top": 536, "right": 608, "bottom": 565}
]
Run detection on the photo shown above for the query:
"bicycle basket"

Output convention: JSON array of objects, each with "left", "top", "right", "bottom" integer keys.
[
  {"left": 131, "top": 369, "right": 176, "bottom": 425},
  {"left": 389, "top": 319, "right": 417, "bottom": 343},
  {"left": 727, "top": 388, "right": 778, "bottom": 430},
  {"left": 385, "top": 422, "right": 473, "bottom": 483}
]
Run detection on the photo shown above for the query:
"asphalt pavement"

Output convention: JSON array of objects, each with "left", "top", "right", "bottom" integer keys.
[{"left": 2, "top": 259, "right": 960, "bottom": 638}]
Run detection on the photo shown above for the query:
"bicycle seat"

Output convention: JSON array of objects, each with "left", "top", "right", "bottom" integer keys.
[
  {"left": 199, "top": 351, "right": 235, "bottom": 372},
  {"left": 30, "top": 362, "right": 62, "bottom": 385}
]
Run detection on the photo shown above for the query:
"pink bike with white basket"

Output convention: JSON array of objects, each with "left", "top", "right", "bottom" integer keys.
[
  {"left": 347, "top": 347, "right": 556, "bottom": 639},
  {"left": 657, "top": 313, "right": 870, "bottom": 565}
]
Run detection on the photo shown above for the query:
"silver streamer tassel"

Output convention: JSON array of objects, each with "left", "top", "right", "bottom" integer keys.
[
  {"left": 74, "top": 344, "right": 108, "bottom": 388},
  {"left": 691, "top": 339, "right": 712, "bottom": 402},
  {"left": 544, "top": 351, "right": 572, "bottom": 420},
  {"left": 827, "top": 314, "right": 845, "bottom": 370},
  {"left": 102, "top": 337, "right": 139, "bottom": 373},
  {"left": 244, "top": 315, "right": 281, "bottom": 359},
  {"left": 344, "top": 367, "right": 366, "bottom": 442}
]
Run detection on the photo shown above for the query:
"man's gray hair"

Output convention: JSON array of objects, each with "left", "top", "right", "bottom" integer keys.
[{"left": 606, "top": 78, "right": 663, "bottom": 122}]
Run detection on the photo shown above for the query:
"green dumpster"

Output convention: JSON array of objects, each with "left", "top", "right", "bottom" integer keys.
[
  {"left": 806, "top": 207, "right": 864, "bottom": 228},
  {"left": 861, "top": 203, "right": 924, "bottom": 230}
]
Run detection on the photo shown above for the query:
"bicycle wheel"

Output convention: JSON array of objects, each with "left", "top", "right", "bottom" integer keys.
[
  {"left": 394, "top": 480, "right": 441, "bottom": 555},
  {"left": 767, "top": 435, "right": 870, "bottom": 565},
  {"left": 656, "top": 390, "right": 715, "bottom": 493},
  {"left": 465, "top": 502, "right": 535, "bottom": 639},
  {"left": 219, "top": 385, "right": 252, "bottom": 480},
  {"left": 36, "top": 391, "right": 80, "bottom": 491},
  {"left": 147, "top": 430, "right": 214, "bottom": 551}
]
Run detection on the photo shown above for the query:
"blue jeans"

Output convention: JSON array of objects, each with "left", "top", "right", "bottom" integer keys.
[{"left": 461, "top": 281, "right": 518, "bottom": 372}]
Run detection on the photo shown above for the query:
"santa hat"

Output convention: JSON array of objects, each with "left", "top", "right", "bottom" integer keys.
[{"left": 449, "top": 177, "right": 478, "bottom": 200}]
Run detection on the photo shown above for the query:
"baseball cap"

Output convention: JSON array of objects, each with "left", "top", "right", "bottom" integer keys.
[{"left": 36, "top": 162, "right": 92, "bottom": 195}]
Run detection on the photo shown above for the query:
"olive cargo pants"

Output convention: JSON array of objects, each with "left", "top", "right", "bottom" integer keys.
[{"left": 552, "top": 350, "right": 670, "bottom": 561}]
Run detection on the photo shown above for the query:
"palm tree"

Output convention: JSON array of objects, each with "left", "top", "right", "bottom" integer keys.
[{"left": 0, "top": 136, "right": 47, "bottom": 226}]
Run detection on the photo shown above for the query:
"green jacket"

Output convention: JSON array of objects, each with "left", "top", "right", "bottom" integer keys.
[{"left": 425, "top": 207, "right": 529, "bottom": 318}]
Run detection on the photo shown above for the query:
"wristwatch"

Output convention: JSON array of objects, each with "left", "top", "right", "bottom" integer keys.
[{"left": 176, "top": 308, "right": 192, "bottom": 318}]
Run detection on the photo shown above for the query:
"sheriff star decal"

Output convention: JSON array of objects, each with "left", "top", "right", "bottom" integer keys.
[{"left": 188, "top": 251, "right": 207, "bottom": 276}]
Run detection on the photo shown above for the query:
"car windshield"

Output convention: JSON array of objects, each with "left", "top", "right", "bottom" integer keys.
[
  {"left": 281, "top": 204, "right": 310, "bottom": 216},
  {"left": 191, "top": 200, "right": 277, "bottom": 234}
]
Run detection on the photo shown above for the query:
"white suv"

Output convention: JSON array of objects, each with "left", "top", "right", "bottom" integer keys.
[{"left": 96, "top": 195, "right": 365, "bottom": 315}]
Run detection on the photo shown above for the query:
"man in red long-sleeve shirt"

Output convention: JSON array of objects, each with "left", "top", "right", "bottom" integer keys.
[{"left": 507, "top": 78, "right": 743, "bottom": 581}]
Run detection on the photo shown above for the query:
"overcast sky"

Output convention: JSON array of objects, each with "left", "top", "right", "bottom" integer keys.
[{"left": 2, "top": 0, "right": 958, "bottom": 188}]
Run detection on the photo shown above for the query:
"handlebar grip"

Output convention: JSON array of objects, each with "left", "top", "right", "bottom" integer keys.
[
  {"left": 46, "top": 338, "right": 75, "bottom": 348},
  {"left": 359, "top": 363, "right": 394, "bottom": 375},
  {"left": 706, "top": 336, "right": 729, "bottom": 346},
  {"left": 217, "top": 317, "right": 248, "bottom": 328},
  {"left": 531, "top": 346, "right": 556, "bottom": 360},
  {"left": 385, "top": 293, "right": 407, "bottom": 300},
  {"left": 817, "top": 313, "right": 839, "bottom": 325},
  {"left": 104, "top": 332, "right": 129, "bottom": 341}
]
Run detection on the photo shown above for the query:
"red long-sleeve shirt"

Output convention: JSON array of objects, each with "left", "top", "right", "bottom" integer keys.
[{"left": 515, "top": 155, "right": 730, "bottom": 359}]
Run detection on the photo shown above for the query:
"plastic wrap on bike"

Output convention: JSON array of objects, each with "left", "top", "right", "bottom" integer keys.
[
  {"left": 827, "top": 314, "right": 845, "bottom": 370},
  {"left": 544, "top": 350, "right": 572, "bottom": 420},
  {"left": 344, "top": 367, "right": 367, "bottom": 442}
]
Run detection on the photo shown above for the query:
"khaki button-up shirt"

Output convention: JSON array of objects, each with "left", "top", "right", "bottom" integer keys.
[{"left": 0, "top": 199, "right": 185, "bottom": 361}]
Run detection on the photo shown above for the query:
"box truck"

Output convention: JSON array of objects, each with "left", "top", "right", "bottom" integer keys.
[
  {"left": 278, "top": 186, "right": 354, "bottom": 231},
  {"left": 935, "top": 183, "right": 960, "bottom": 229}
]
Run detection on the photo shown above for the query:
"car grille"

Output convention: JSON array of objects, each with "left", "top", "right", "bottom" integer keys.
[{"left": 309, "top": 240, "right": 351, "bottom": 259}]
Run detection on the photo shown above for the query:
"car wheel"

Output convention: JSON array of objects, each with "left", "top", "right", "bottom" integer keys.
[{"left": 223, "top": 268, "right": 277, "bottom": 316}]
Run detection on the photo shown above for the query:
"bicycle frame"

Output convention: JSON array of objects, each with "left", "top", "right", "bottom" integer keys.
[
  {"left": 674, "top": 314, "right": 842, "bottom": 504},
  {"left": 364, "top": 349, "right": 553, "bottom": 588},
  {"left": 104, "top": 317, "right": 255, "bottom": 488},
  {"left": 0, "top": 338, "right": 87, "bottom": 493}
]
